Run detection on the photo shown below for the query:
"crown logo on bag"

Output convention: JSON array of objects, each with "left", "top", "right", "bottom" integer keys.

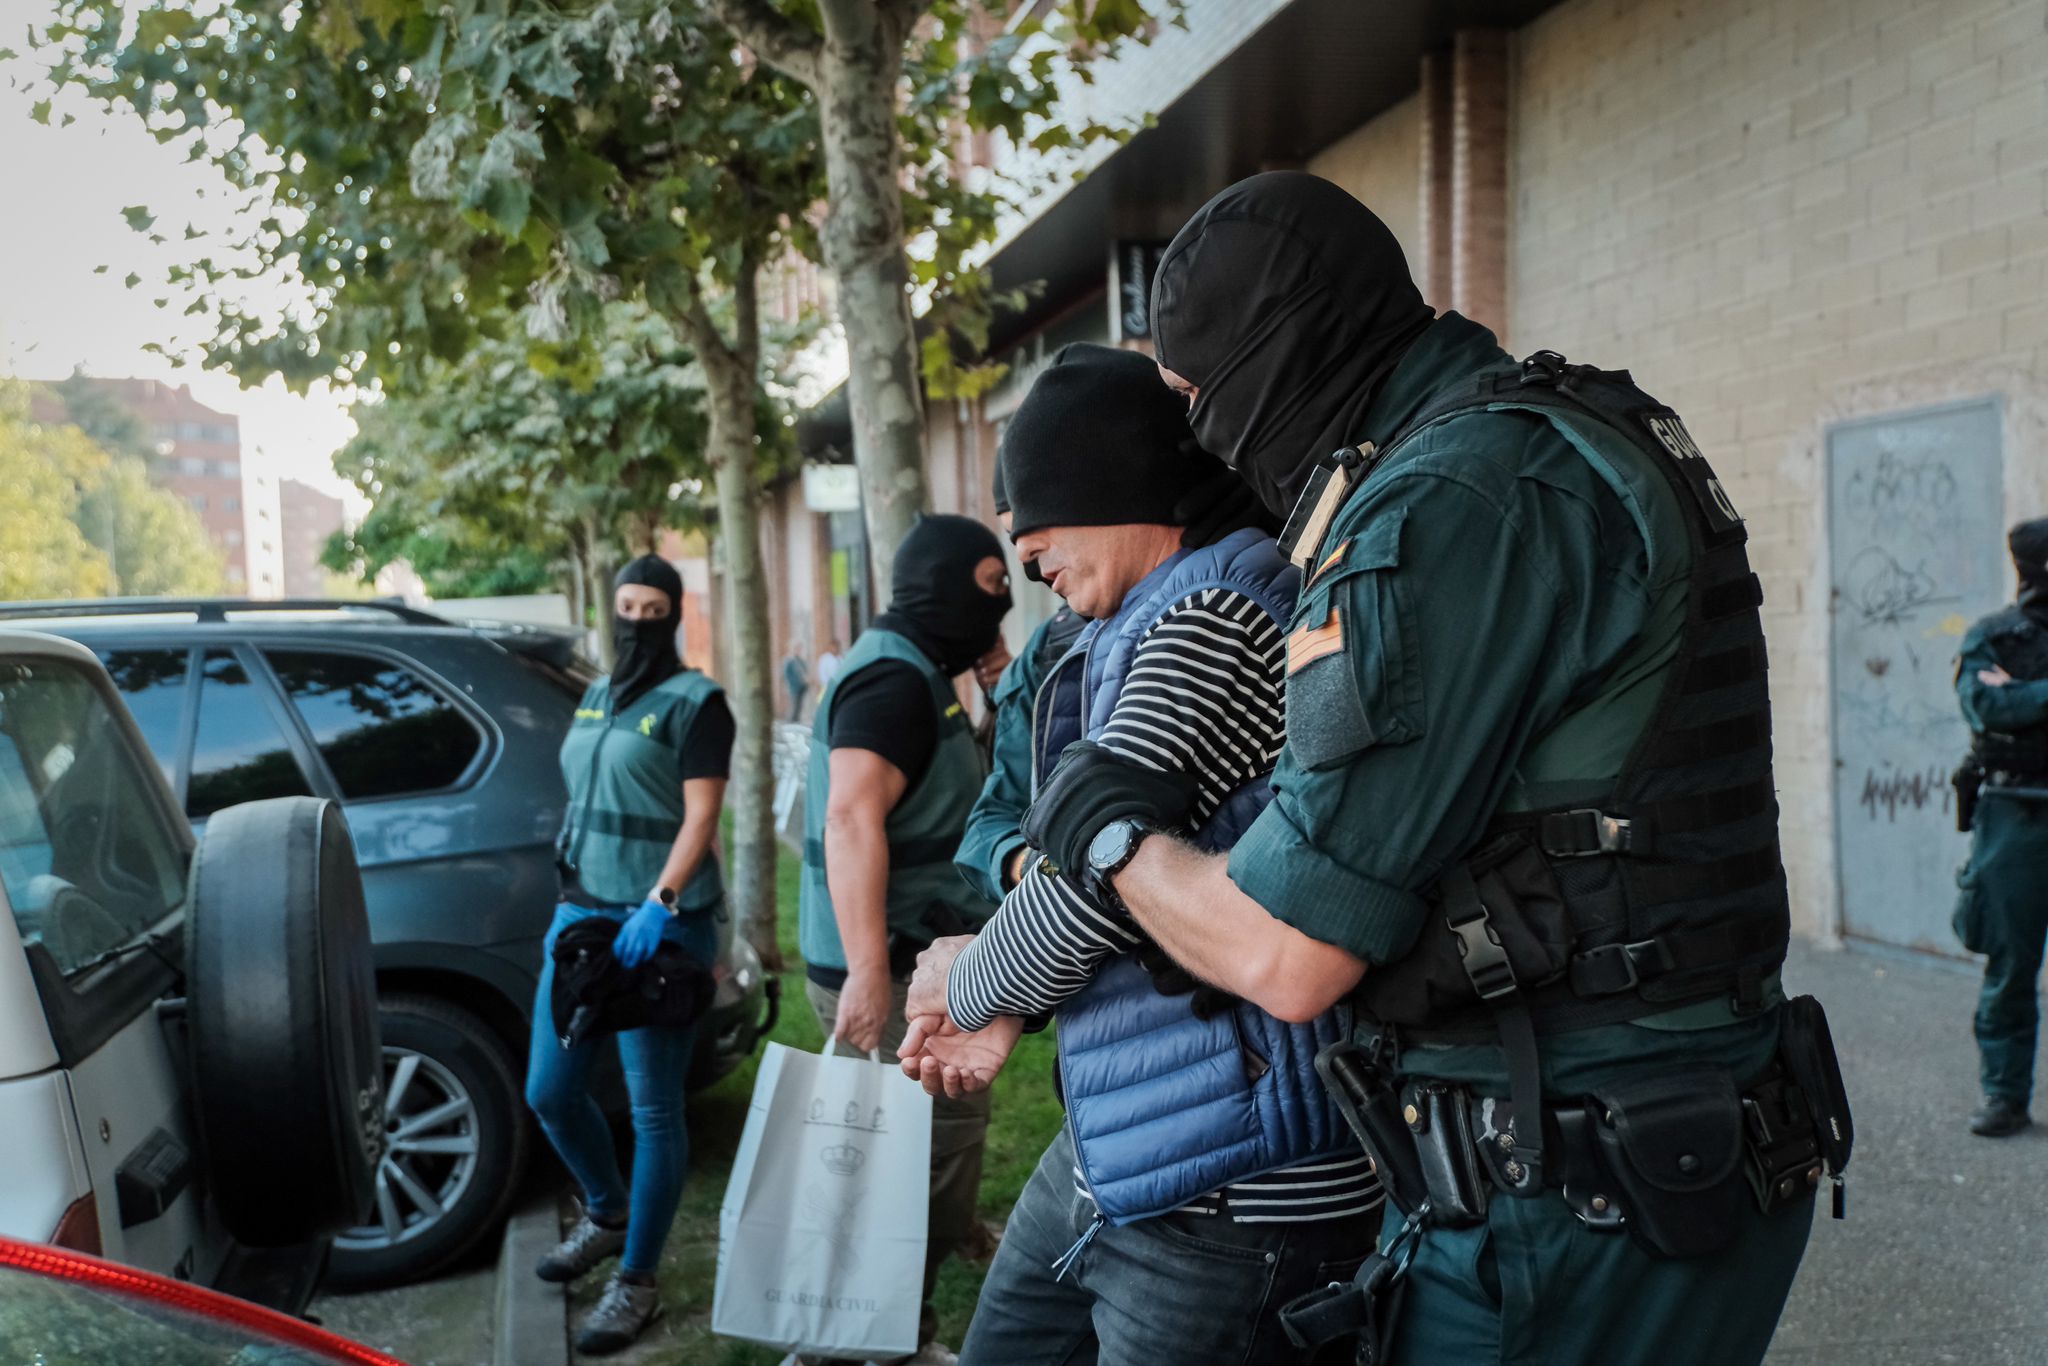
[{"left": 820, "top": 1143, "right": 866, "bottom": 1177}]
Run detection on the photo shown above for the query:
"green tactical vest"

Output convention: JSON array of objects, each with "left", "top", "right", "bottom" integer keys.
[
  {"left": 557, "top": 671, "right": 725, "bottom": 910},
  {"left": 799, "top": 628, "right": 993, "bottom": 972}
]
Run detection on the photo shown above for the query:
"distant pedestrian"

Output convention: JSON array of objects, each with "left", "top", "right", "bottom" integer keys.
[
  {"left": 783, "top": 645, "right": 811, "bottom": 722},
  {"left": 1952, "top": 516, "right": 2048, "bottom": 1139},
  {"left": 817, "top": 638, "right": 842, "bottom": 690}
]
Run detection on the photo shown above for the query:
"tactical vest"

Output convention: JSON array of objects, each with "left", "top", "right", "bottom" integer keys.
[
  {"left": 1036, "top": 528, "right": 1357, "bottom": 1225},
  {"left": 1319, "top": 353, "right": 1791, "bottom": 1189},
  {"left": 798, "top": 629, "right": 993, "bottom": 972},
  {"left": 1968, "top": 605, "right": 2048, "bottom": 779},
  {"left": 557, "top": 671, "right": 726, "bottom": 910}
]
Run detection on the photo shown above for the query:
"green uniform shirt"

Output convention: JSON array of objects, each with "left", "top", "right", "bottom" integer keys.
[
  {"left": 1227, "top": 312, "right": 1778, "bottom": 1092},
  {"left": 954, "top": 612, "right": 1071, "bottom": 906},
  {"left": 558, "top": 671, "right": 725, "bottom": 910}
]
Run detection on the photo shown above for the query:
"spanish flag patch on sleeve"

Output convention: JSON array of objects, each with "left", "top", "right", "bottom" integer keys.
[{"left": 1287, "top": 609, "right": 1345, "bottom": 675}]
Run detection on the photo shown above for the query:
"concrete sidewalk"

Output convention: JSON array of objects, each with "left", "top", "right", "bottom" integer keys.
[{"left": 1769, "top": 940, "right": 2048, "bottom": 1365}]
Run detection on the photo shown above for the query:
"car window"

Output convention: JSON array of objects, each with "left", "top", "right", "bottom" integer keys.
[
  {"left": 265, "top": 650, "right": 482, "bottom": 799},
  {"left": 0, "top": 657, "right": 187, "bottom": 975},
  {"left": 187, "top": 650, "right": 312, "bottom": 818},
  {"left": 97, "top": 649, "right": 192, "bottom": 790},
  {"left": 0, "top": 1257, "right": 343, "bottom": 1364}
]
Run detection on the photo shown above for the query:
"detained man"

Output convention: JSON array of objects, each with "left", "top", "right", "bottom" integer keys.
[
  {"left": 901, "top": 344, "right": 1382, "bottom": 1366},
  {"left": 794, "top": 513, "right": 1012, "bottom": 1366}
]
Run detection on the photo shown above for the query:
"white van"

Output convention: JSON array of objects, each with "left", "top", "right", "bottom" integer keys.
[{"left": 0, "top": 629, "right": 382, "bottom": 1310}]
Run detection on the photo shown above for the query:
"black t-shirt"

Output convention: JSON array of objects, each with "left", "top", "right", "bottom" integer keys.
[
  {"left": 681, "top": 694, "right": 735, "bottom": 780},
  {"left": 827, "top": 661, "right": 938, "bottom": 788}
]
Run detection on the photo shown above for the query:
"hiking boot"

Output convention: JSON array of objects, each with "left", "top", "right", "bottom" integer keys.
[
  {"left": 536, "top": 1213, "right": 627, "bottom": 1283},
  {"left": 576, "top": 1274, "right": 662, "bottom": 1355},
  {"left": 1969, "top": 1096, "right": 2032, "bottom": 1137}
]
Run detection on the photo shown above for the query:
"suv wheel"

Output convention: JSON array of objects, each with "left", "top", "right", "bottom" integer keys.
[{"left": 322, "top": 996, "right": 529, "bottom": 1289}]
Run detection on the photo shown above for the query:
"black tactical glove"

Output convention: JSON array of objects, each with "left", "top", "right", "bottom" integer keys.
[{"left": 1021, "top": 740, "right": 1199, "bottom": 879}]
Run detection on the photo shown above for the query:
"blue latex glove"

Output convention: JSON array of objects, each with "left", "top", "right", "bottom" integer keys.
[{"left": 612, "top": 898, "right": 670, "bottom": 969}]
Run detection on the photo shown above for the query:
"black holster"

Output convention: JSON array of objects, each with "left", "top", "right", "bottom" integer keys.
[
  {"left": 1314, "top": 1039, "right": 1428, "bottom": 1216},
  {"left": 1954, "top": 757, "right": 1984, "bottom": 832}
]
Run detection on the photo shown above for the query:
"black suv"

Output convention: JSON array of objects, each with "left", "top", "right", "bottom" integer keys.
[{"left": 0, "top": 600, "right": 776, "bottom": 1288}]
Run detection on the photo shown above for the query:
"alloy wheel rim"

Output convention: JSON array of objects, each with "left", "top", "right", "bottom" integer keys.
[{"left": 333, "top": 1045, "right": 483, "bottom": 1252}]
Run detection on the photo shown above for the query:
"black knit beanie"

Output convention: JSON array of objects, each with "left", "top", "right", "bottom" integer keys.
[{"left": 999, "top": 343, "right": 1215, "bottom": 538}]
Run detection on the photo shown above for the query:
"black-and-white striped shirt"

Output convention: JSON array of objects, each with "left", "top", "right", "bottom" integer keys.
[{"left": 948, "top": 586, "right": 1382, "bottom": 1225}]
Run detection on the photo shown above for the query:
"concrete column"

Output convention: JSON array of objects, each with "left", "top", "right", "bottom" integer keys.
[{"left": 1450, "top": 28, "right": 1510, "bottom": 338}]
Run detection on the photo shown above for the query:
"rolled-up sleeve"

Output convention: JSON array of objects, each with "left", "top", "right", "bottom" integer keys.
[{"left": 1229, "top": 465, "right": 1640, "bottom": 966}]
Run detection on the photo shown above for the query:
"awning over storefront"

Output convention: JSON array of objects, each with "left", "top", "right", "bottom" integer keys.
[{"left": 982, "top": 0, "right": 1562, "bottom": 355}]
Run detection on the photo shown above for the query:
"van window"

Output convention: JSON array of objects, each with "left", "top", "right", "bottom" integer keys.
[{"left": 0, "top": 658, "right": 187, "bottom": 974}]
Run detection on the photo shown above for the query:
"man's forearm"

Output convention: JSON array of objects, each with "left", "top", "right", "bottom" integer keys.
[
  {"left": 824, "top": 816, "right": 892, "bottom": 976},
  {"left": 1111, "top": 836, "right": 1366, "bottom": 1023},
  {"left": 946, "top": 865, "right": 1138, "bottom": 1030}
]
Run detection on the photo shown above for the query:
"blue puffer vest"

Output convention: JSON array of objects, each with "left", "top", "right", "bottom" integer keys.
[{"left": 1032, "top": 528, "right": 1356, "bottom": 1226}]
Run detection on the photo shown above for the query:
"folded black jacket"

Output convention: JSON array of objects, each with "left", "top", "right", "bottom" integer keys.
[{"left": 548, "top": 917, "right": 717, "bottom": 1048}]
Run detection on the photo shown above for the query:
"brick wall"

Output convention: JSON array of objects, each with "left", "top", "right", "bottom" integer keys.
[
  {"left": 1510, "top": 0, "right": 2048, "bottom": 939},
  {"left": 1306, "top": 93, "right": 1426, "bottom": 280}
]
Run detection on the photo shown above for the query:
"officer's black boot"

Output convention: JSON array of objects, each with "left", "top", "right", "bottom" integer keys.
[{"left": 1968, "top": 1096, "right": 2032, "bottom": 1137}]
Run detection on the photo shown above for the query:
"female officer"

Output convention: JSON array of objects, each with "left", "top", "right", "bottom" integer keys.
[{"left": 525, "top": 554, "right": 734, "bottom": 1355}]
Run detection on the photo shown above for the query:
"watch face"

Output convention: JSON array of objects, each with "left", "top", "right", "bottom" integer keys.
[{"left": 1087, "top": 819, "right": 1137, "bottom": 873}]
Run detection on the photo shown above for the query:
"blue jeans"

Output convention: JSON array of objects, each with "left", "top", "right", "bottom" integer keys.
[
  {"left": 525, "top": 902, "right": 715, "bottom": 1275},
  {"left": 960, "top": 1127, "right": 1378, "bottom": 1366}
]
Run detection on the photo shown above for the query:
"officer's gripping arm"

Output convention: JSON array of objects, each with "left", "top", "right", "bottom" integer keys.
[
  {"left": 1119, "top": 472, "right": 1599, "bottom": 1019},
  {"left": 1957, "top": 634, "right": 2048, "bottom": 734},
  {"left": 1110, "top": 838, "right": 1364, "bottom": 1023}
]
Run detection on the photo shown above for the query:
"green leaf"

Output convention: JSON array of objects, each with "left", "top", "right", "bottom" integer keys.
[
  {"left": 29, "top": 99, "right": 51, "bottom": 125},
  {"left": 121, "top": 205, "right": 155, "bottom": 232},
  {"left": 123, "top": 272, "right": 141, "bottom": 289},
  {"left": 480, "top": 176, "right": 532, "bottom": 237}
]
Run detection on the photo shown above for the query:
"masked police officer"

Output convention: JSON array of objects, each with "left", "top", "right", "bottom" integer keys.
[
  {"left": 798, "top": 513, "right": 1012, "bottom": 1365},
  {"left": 1022, "top": 172, "right": 1849, "bottom": 1365},
  {"left": 1953, "top": 517, "right": 2048, "bottom": 1138}
]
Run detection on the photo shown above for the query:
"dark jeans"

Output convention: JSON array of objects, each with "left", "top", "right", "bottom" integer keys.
[
  {"left": 524, "top": 903, "right": 713, "bottom": 1275},
  {"left": 1956, "top": 794, "right": 2048, "bottom": 1106},
  {"left": 960, "top": 1128, "right": 1378, "bottom": 1366}
]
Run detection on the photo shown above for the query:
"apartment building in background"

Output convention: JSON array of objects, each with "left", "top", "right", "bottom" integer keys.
[
  {"left": 278, "top": 477, "right": 348, "bottom": 598},
  {"left": 33, "top": 377, "right": 269, "bottom": 593},
  {"left": 728, "top": 0, "right": 2046, "bottom": 962}
]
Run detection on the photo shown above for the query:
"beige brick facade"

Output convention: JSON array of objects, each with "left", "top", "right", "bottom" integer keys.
[{"left": 1508, "top": 0, "right": 2048, "bottom": 940}]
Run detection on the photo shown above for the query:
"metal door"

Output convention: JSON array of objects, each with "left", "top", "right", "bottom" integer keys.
[{"left": 1828, "top": 398, "right": 2005, "bottom": 952}]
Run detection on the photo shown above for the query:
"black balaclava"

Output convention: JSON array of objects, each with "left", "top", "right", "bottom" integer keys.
[
  {"left": 610, "top": 554, "right": 684, "bottom": 708},
  {"left": 2011, "top": 518, "right": 2048, "bottom": 621},
  {"left": 1000, "top": 343, "right": 1219, "bottom": 539},
  {"left": 882, "top": 514, "right": 1012, "bottom": 675},
  {"left": 1151, "top": 171, "right": 1437, "bottom": 517}
]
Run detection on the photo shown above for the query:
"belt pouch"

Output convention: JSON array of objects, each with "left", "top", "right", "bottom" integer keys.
[
  {"left": 1590, "top": 1068, "right": 1748, "bottom": 1259},
  {"left": 1402, "top": 1081, "right": 1488, "bottom": 1227},
  {"left": 1777, "top": 995, "right": 1853, "bottom": 1176}
]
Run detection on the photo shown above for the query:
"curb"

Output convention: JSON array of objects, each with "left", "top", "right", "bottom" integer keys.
[{"left": 493, "top": 1195, "right": 568, "bottom": 1366}]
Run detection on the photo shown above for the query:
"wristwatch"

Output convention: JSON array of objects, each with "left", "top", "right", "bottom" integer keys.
[{"left": 1085, "top": 818, "right": 1153, "bottom": 902}]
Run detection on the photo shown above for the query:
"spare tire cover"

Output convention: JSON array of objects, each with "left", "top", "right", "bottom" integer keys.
[{"left": 187, "top": 796, "right": 383, "bottom": 1247}]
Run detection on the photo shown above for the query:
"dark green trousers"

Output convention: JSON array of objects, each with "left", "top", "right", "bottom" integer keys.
[
  {"left": 1954, "top": 793, "right": 2048, "bottom": 1107},
  {"left": 1381, "top": 1189, "right": 1812, "bottom": 1366}
]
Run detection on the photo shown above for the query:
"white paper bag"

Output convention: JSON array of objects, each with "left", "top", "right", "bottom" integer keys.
[{"left": 714, "top": 1042, "right": 933, "bottom": 1358}]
